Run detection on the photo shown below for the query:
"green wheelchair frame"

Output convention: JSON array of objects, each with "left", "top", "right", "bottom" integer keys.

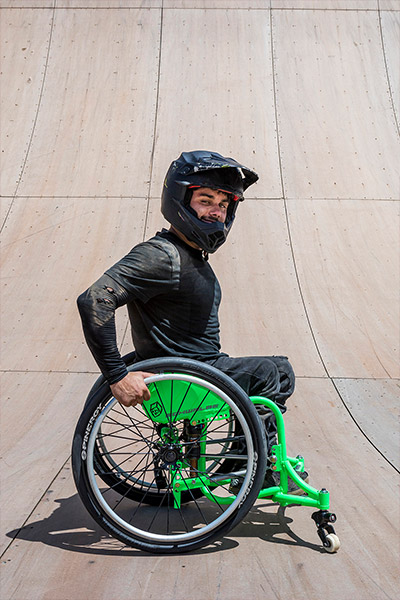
[
  {"left": 231, "top": 396, "right": 338, "bottom": 551},
  {"left": 72, "top": 358, "right": 340, "bottom": 554},
  {"left": 154, "top": 391, "right": 339, "bottom": 552}
]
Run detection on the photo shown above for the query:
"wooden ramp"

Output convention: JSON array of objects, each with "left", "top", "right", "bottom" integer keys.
[{"left": 1, "top": 1, "right": 399, "bottom": 599}]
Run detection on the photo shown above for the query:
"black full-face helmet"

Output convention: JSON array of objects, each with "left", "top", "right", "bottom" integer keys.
[{"left": 161, "top": 151, "right": 259, "bottom": 253}]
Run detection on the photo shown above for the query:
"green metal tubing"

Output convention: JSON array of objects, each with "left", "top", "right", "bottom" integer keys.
[
  {"left": 258, "top": 486, "right": 281, "bottom": 499},
  {"left": 250, "top": 396, "right": 288, "bottom": 459},
  {"left": 250, "top": 395, "right": 330, "bottom": 510},
  {"left": 170, "top": 395, "right": 330, "bottom": 511},
  {"left": 285, "top": 460, "right": 319, "bottom": 499},
  {"left": 272, "top": 493, "right": 321, "bottom": 508},
  {"left": 201, "top": 485, "right": 235, "bottom": 505}
]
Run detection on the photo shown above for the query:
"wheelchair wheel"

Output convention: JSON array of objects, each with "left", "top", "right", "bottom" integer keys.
[{"left": 72, "top": 357, "right": 267, "bottom": 553}]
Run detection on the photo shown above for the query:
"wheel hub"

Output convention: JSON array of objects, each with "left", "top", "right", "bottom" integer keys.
[{"left": 158, "top": 444, "right": 183, "bottom": 466}]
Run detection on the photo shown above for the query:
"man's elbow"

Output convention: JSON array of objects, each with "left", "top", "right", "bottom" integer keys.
[
  {"left": 77, "top": 290, "right": 90, "bottom": 316},
  {"left": 77, "top": 277, "right": 120, "bottom": 320}
]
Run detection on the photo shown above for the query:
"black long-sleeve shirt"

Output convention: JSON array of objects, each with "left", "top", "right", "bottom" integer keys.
[{"left": 77, "top": 229, "right": 225, "bottom": 384}]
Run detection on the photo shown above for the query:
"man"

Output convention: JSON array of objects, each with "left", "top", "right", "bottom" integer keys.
[{"left": 77, "top": 150, "right": 307, "bottom": 492}]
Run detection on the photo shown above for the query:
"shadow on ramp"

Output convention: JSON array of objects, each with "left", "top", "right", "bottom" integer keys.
[{"left": 6, "top": 494, "right": 323, "bottom": 557}]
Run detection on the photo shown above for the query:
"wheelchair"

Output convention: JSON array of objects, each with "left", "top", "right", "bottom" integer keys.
[{"left": 72, "top": 354, "right": 340, "bottom": 554}]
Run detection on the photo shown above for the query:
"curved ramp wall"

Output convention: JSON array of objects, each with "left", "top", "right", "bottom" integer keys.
[{"left": 0, "top": 2, "right": 399, "bottom": 599}]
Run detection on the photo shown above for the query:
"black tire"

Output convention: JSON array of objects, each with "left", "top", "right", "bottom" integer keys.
[{"left": 72, "top": 357, "right": 267, "bottom": 554}]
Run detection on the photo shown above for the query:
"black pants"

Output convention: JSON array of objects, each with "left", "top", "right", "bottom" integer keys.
[{"left": 205, "top": 355, "right": 295, "bottom": 453}]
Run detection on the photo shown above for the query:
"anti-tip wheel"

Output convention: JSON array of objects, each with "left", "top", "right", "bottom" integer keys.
[{"left": 324, "top": 533, "right": 341, "bottom": 553}]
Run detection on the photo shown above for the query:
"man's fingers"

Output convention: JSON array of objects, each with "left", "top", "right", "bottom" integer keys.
[
  {"left": 112, "top": 371, "right": 156, "bottom": 407},
  {"left": 117, "top": 397, "right": 132, "bottom": 408},
  {"left": 141, "top": 372, "right": 155, "bottom": 401},
  {"left": 142, "top": 384, "right": 151, "bottom": 400}
]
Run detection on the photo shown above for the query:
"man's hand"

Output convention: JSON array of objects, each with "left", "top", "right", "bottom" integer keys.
[{"left": 110, "top": 371, "right": 155, "bottom": 408}]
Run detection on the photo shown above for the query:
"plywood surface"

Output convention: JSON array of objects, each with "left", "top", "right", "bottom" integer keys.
[
  {"left": 0, "top": 197, "right": 148, "bottom": 372},
  {"left": 380, "top": 0, "right": 400, "bottom": 10},
  {"left": 0, "top": 8, "right": 53, "bottom": 196},
  {"left": 57, "top": 1, "right": 161, "bottom": 6},
  {"left": 150, "top": 7, "right": 282, "bottom": 199},
  {"left": 287, "top": 199, "right": 400, "bottom": 378},
  {"left": 0, "top": 1, "right": 54, "bottom": 7},
  {"left": 16, "top": 8, "right": 161, "bottom": 197},
  {"left": 333, "top": 378, "right": 400, "bottom": 468},
  {"left": 0, "top": 371, "right": 94, "bottom": 554},
  {"left": 271, "top": 0, "right": 379, "bottom": 8},
  {"left": 380, "top": 9, "right": 400, "bottom": 126},
  {"left": 273, "top": 9, "right": 400, "bottom": 199},
  {"left": 215, "top": 200, "right": 326, "bottom": 375},
  {"left": 162, "top": 0, "right": 270, "bottom": 7},
  {"left": 0, "top": 198, "right": 13, "bottom": 227}
]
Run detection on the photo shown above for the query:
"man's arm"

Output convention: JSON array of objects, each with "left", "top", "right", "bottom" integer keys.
[
  {"left": 77, "top": 238, "right": 179, "bottom": 406},
  {"left": 77, "top": 273, "right": 129, "bottom": 384},
  {"left": 77, "top": 273, "right": 153, "bottom": 407}
]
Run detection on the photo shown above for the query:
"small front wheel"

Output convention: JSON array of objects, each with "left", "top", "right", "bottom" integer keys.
[{"left": 324, "top": 533, "right": 341, "bottom": 553}]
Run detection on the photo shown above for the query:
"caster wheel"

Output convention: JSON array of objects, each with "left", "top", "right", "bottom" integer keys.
[{"left": 324, "top": 533, "right": 341, "bottom": 553}]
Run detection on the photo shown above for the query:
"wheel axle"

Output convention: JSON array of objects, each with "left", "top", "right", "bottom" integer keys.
[{"left": 312, "top": 509, "right": 340, "bottom": 552}]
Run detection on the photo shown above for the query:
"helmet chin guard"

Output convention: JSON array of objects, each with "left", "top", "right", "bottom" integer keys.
[{"left": 161, "top": 151, "right": 258, "bottom": 253}]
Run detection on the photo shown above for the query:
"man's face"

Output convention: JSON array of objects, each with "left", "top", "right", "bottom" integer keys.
[{"left": 190, "top": 187, "right": 230, "bottom": 224}]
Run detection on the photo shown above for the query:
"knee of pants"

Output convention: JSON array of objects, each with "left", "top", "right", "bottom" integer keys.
[{"left": 270, "top": 356, "right": 295, "bottom": 399}]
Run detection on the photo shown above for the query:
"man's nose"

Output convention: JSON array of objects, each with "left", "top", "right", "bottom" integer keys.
[{"left": 209, "top": 205, "right": 222, "bottom": 220}]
